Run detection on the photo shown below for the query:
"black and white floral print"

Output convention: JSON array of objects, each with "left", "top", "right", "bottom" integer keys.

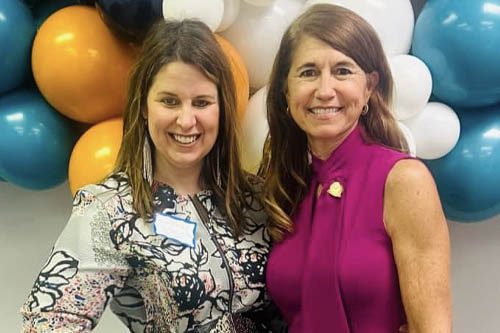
[{"left": 21, "top": 173, "right": 273, "bottom": 332}]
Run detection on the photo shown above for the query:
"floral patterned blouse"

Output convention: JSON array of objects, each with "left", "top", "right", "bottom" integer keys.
[{"left": 21, "top": 174, "right": 279, "bottom": 332}]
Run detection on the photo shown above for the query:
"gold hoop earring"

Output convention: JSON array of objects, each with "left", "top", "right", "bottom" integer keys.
[{"left": 361, "top": 104, "right": 369, "bottom": 115}]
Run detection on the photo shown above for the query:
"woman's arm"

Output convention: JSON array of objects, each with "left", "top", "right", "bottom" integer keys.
[
  {"left": 384, "top": 159, "right": 451, "bottom": 332},
  {"left": 21, "top": 189, "right": 131, "bottom": 332}
]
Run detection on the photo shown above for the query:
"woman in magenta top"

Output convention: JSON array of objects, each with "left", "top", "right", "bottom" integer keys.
[{"left": 259, "top": 4, "right": 451, "bottom": 332}]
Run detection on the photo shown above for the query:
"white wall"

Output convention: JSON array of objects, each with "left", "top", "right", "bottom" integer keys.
[{"left": 1, "top": 180, "right": 499, "bottom": 332}]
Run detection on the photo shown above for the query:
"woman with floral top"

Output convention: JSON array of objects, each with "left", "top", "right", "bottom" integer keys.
[{"left": 22, "top": 19, "right": 283, "bottom": 332}]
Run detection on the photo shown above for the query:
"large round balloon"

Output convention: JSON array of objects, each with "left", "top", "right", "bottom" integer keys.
[
  {"left": 163, "top": 0, "right": 224, "bottom": 32},
  {"left": 241, "top": 86, "right": 269, "bottom": 173},
  {"left": 389, "top": 54, "right": 432, "bottom": 120},
  {"left": 0, "top": 0, "right": 35, "bottom": 94},
  {"left": 95, "top": 0, "right": 162, "bottom": 41},
  {"left": 68, "top": 117, "right": 123, "bottom": 195},
  {"left": 32, "top": 5, "right": 136, "bottom": 124},
  {"left": 412, "top": 0, "right": 500, "bottom": 107},
  {"left": 215, "top": 35, "right": 250, "bottom": 120},
  {"left": 304, "top": 0, "right": 414, "bottom": 57},
  {"left": 0, "top": 89, "right": 78, "bottom": 190},
  {"left": 221, "top": 0, "right": 303, "bottom": 89},
  {"left": 425, "top": 106, "right": 500, "bottom": 222},
  {"left": 402, "top": 102, "right": 460, "bottom": 160}
]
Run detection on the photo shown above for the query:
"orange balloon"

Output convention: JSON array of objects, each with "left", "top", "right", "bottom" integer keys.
[
  {"left": 32, "top": 6, "right": 136, "bottom": 124},
  {"left": 215, "top": 35, "right": 250, "bottom": 120},
  {"left": 68, "top": 117, "right": 123, "bottom": 195}
]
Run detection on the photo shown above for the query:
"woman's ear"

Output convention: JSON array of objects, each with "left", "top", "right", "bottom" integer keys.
[{"left": 367, "top": 71, "right": 379, "bottom": 94}]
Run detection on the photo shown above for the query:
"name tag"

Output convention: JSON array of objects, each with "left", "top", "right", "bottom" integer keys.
[{"left": 153, "top": 213, "right": 197, "bottom": 248}]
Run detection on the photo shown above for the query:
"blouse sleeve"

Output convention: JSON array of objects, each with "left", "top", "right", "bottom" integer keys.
[{"left": 21, "top": 188, "right": 132, "bottom": 332}]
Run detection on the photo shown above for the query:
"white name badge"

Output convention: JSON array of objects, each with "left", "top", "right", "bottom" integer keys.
[{"left": 153, "top": 213, "right": 197, "bottom": 248}]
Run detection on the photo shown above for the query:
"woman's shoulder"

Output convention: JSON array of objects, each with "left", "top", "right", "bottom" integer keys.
[{"left": 75, "top": 172, "right": 132, "bottom": 205}]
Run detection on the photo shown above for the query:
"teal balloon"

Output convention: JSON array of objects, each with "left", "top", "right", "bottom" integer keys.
[
  {"left": 0, "top": 175, "right": 5, "bottom": 182},
  {"left": 0, "top": 89, "right": 79, "bottom": 190},
  {"left": 33, "top": 0, "right": 78, "bottom": 29},
  {"left": 412, "top": 0, "right": 500, "bottom": 108},
  {"left": 0, "top": 0, "right": 36, "bottom": 94},
  {"left": 425, "top": 106, "right": 500, "bottom": 222}
]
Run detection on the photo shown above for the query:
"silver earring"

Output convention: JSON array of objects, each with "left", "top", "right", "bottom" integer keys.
[
  {"left": 216, "top": 148, "right": 221, "bottom": 188},
  {"left": 143, "top": 124, "right": 153, "bottom": 186},
  {"left": 361, "top": 104, "right": 369, "bottom": 115}
]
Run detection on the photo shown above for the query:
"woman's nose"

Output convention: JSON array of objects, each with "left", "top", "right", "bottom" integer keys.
[
  {"left": 176, "top": 105, "right": 196, "bottom": 128},
  {"left": 315, "top": 73, "right": 336, "bottom": 100}
]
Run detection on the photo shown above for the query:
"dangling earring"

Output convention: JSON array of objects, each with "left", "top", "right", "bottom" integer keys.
[
  {"left": 286, "top": 105, "right": 290, "bottom": 115},
  {"left": 216, "top": 147, "right": 221, "bottom": 188},
  {"left": 143, "top": 121, "right": 153, "bottom": 186},
  {"left": 361, "top": 104, "right": 369, "bottom": 115}
]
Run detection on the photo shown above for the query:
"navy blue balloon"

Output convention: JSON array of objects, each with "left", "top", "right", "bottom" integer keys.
[
  {"left": 0, "top": 0, "right": 36, "bottom": 94},
  {"left": 412, "top": 0, "right": 500, "bottom": 108},
  {"left": 33, "top": 0, "right": 79, "bottom": 29},
  {"left": 425, "top": 106, "right": 500, "bottom": 222},
  {"left": 0, "top": 90, "right": 79, "bottom": 190},
  {"left": 95, "top": 0, "right": 162, "bottom": 41}
]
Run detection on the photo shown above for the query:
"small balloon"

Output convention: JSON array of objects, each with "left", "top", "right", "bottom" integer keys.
[
  {"left": 68, "top": 117, "right": 123, "bottom": 195},
  {"left": 389, "top": 54, "right": 432, "bottom": 120},
  {"left": 163, "top": 0, "right": 224, "bottom": 32},
  {"left": 425, "top": 105, "right": 500, "bottom": 222},
  {"left": 0, "top": 89, "right": 78, "bottom": 190},
  {"left": 241, "top": 86, "right": 269, "bottom": 173},
  {"left": 221, "top": 0, "right": 303, "bottom": 89},
  {"left": 0, "top": 0, "right": 35, "bottom": 94},
  {"left": 402, "top": 102, "right": 460, "bottom": 160}
]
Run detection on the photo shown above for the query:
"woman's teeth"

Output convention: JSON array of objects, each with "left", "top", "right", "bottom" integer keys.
[
  {"left": 309, "top": 107, "right": 340, "bottom": 114},
  {"left": 172, "top": 134, "right": 199, "bottom": 144}
]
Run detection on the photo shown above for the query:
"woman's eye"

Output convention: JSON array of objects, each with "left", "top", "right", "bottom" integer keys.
[
  {"left": 162, "top": 97, "right": 178, "bottom": 106},
  {"left": 336, "top": 67, "right": 353, "bottom": 75},
  {"left": 193, "top": 100, "right": 210, "bottom": 108},
  {"left": 299, "top": 69, "right": 317, "bottom": 78}
]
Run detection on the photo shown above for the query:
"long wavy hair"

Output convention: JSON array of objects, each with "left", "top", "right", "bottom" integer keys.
[
  {"left": 113, "top": 19, "right": 253, "bottom": 235},
  {"left": 259, "top": 4, "right": 409, "bottom": 241}
]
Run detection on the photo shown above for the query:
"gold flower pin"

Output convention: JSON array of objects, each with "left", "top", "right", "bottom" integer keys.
[{"left": 327, "top": 181, "right": 343, "bottom": 198}]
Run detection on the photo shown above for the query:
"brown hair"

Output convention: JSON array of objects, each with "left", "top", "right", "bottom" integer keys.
[
  {"left": 259, "top": 4, "right": 409, "bottom": 240},
  {"left": 113, "top": 19, "right": 253, "bottom": 235}
]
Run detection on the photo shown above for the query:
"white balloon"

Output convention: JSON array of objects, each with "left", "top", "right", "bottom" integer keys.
[
  {"left": 217, "top": 0, "right": 240, "bottom": 32},
  {"left": 402, "top": 102, "right": 461, "bottom": 160},
  {"left": 162, "top": 0, "right": 224, "bottom": 32},
  {"left": 221, "top": 0, "right": 303, "bottom": 89},
  {"left": 303, "top": 0, "right": 414, "bottom": 56},
  {"left": 389, "top": 55, "right": 433, "bottom": 120},
  {"left": 241, "top": 86, "right": 269, "bottom": 173},
  {"left": 397, "top": 121, "right": 416, "bottom": 157},
  {"left": 244, "top": 0, "right": 275, "bottom": 6}
]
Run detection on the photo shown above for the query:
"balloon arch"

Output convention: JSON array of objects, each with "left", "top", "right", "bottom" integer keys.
[{"left": 0, "top": 0, "right": 498, "bottom": 222}]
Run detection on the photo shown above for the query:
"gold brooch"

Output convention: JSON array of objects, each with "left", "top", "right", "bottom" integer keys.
[{"left": 327, "top": 181, "right": 343, "bottom": 198}]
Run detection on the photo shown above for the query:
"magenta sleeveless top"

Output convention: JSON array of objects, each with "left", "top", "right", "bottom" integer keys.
[{"left": 266, "top": 125, "right": 409, "bottom": 332}]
